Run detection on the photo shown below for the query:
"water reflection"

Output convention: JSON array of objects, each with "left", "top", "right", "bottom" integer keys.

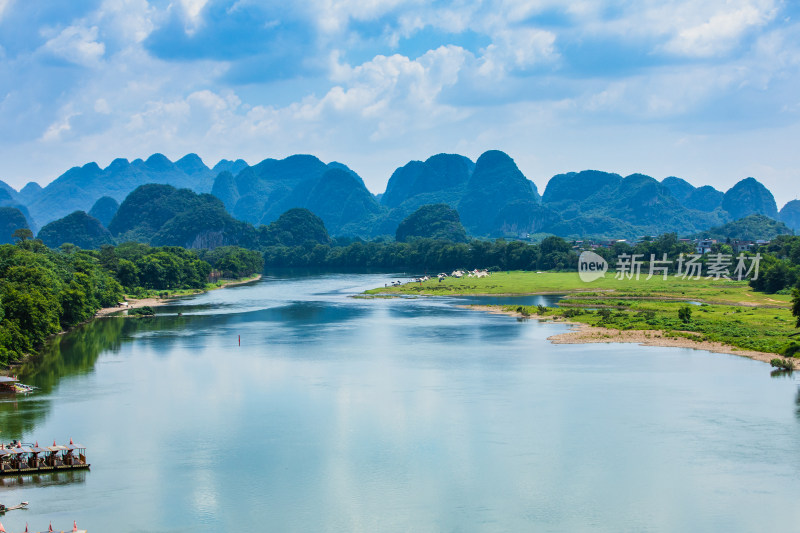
[
  {"left": 1, "top": 273, "right": 799, "bottom": 532},
  {"left": 0, "top": 469, "right": 87, "bottom": 488}
]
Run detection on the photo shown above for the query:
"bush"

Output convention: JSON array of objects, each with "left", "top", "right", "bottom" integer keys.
[
  {"left": 678, "top": 305, "right": 692, "bottom": 323},
  {"left": 537, "top": 304, "right": 547, "bottom": 315},
  {"left": 129, "top": 306, "right": 155, "bottom": 316},
  {"left": 770, "top": 358, "right": 794, "bottom": 371},
  {"left": 782, "top": 342, "right": 800, "bottom": 358}
]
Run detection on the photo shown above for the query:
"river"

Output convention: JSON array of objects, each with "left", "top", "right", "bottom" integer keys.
[{"left": 1, "top": 272, "right": 799, "bottom": 531}]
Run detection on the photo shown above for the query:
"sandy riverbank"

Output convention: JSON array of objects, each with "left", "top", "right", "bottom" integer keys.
[
  {"left": 95, "top": 274, "right": 262, "bottom": 318},
  {"left": 466, "top": 305, "right": 777, "bottom": 364}
]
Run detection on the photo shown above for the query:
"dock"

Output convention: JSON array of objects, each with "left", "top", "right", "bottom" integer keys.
[{"left": 0, "top": 441, "right": 89, "bottom": 476}]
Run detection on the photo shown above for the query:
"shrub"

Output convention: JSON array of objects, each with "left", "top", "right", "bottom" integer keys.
[
  {"left": 782, "top": 342, "right": 800, "bottom": 358},
  {"left": 129, "top": 306, "right": 155, "bottom": 317},
  {"left": 770, "top": 358, "right": 794, "bottom": 371},
  {"left": 596, "top": 308, "right": 612, "bottom": 321},
  {"left": 678, "top": 305, "right": 692, "bottom": 323}
]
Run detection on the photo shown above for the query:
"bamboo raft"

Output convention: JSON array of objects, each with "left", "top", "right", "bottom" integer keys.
[{"left": 0, "top": 441, "right": 89, "bottom": 476}]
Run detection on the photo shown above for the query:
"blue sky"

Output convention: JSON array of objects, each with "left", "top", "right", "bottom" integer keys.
[{"left": 1, "top": 0, "right": 799, "bottom": 207}]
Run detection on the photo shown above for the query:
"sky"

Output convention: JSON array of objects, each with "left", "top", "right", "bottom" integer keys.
[{"left": 1, "top": 0, "right": 799, "bottom": 207}]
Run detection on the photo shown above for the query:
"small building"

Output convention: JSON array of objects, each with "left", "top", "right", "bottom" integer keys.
[{"left": 696, "top": 239, "right": 716, "bottom": 254}]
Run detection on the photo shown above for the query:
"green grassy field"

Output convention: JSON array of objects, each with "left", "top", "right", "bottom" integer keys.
[
  {"left": 366, "top": 271, "right": 791, "bottom": 307},
  {"left": 366, "top": 271, "right": 798, "bottom": 356}
]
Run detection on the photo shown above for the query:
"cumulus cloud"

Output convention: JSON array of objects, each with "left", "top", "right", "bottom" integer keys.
[
  {"left": 2, "top": 0, "right": 800, "bottom": 204},
  {"left": 662, "top": 1, "right": 777, "bottom": 57},
  {"left": 41, "top": 25, "right": 106, "bottom": 67}
]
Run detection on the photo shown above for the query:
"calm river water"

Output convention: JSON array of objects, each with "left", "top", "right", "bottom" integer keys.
[{"left": 1, "top": 272, "right": 799, "bottom": 531}]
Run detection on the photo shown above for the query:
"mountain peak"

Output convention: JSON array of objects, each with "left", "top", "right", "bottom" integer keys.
[
  {"left": 145, "top": 153, "right": 175, "bottom": 171},
  {"left": 175, "top": 153, "right": 208, "bottom": 174},
  {"left": 722, "top": 177, "right": 778, "bottom": 220},
  {"left": 105, "top": 158, "right": 130, "bottom": 172}
]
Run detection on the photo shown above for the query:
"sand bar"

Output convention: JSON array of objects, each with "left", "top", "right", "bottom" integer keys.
[{"left": 466, "top": 305, "right": 777, "bottom": 364}]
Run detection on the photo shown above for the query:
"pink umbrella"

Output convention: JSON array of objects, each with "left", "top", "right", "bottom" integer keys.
[
  {"left": 49, "top": 521, "right": 53, "bottom": 532},
  {"left": 73, "top": 520, "right": 78, "bottom": 532},
  {"left": 0, "top": 519, "right": 5, "bottom": 532}
]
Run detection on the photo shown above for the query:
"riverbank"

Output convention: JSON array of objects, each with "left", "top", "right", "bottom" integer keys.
[
  {"left": 467, "top": 305, "right": 777, "bottom": 364},
  {"left": 95, "top": 274, "right": 263, "bottom": 317},
  {"left": 372, "top": 271, "right": 798, "bottom": 360}
]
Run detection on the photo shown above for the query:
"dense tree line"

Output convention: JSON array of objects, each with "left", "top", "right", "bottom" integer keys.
[
  {"left": 263, "top": 236, "right": 583, "bottom": 272},
  {"left": 0, "top": 233, "right": 123, "bottom": 364},
  {"left": 0, "top": 235, "right": 263, "bottom": 365},
  {"left": 750, "top": 235, "right": 800, "bottom": 293},
  {"left": 197, "top": 246, "right": 264, "bottom": 278}
]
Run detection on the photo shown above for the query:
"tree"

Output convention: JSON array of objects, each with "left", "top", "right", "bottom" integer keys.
[
  {"left": 678, "top": 305, "right": 692, "bottom": 323},
  {"left": 13, "top": 228, "right": 33, "bottom": 243},
  {"left": 792, "top": 287, "right": 800, "bottom": 329}
]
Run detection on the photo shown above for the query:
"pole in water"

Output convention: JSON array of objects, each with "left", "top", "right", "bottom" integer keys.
[{"left": 238, "top": 335, "right": 241, "bottom": 346}]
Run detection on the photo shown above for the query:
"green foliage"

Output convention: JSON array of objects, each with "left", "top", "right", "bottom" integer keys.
[
  {"left": 37, "top": 210, "right": 114, "bottom": 249},
  {"left": 793, "top": 288, "right": 800, "bottom": 329},
  {"left": 102, "top": 243, "right": 212, "bottom": 291},
  {"left": 109, "top": 184, "right": 257, "bottom": 249},
  {"left": 697, "top": 214, "right": 792, "bottom": 242},
  {"left": 0, "top": 241, "right": 124, "bottom": 365},
  {"left": 197, "top": 246, "right": 264, "bottom": 278},
  {"left": 770, "top": 358, "right": 794, "bottom": 371},
  {"left": 262, "top": 237, "right": 579, "bottom": 271},
  {"left": 678, "top": 305, "right": 692, "bottom": 323},
  {"left": 129, "top": 306, "right": 155, "bottom": 316},
  {"left": 261, "top": 208, "right": 331, "bottom": 247},
  {"left": 782, "top": 341, "right": 800, "bottom": 357},
  {"left": 395, "top": 204, "right": 468, "bottom": 243},
  {"left": 750, "top": 236, "right": 800, "bottom": 293}
]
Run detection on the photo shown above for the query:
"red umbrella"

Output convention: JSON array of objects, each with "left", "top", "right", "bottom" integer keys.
[
  {"left": 73, "top": 520, "right": 78, "bottom": 532},
  {"left": 0, "top": 519, "right": 5, "bottom": 532},
  {"left": 49, "top": 521, "right": 53, "bottom": 532}
]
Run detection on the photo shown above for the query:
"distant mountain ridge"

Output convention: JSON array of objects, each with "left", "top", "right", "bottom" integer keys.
[
  {"left": 4, "top": 149, "right": 795, "bottom": 243},
  {"left": 15, "top": 153, "right": 247, "bottom": 228}
]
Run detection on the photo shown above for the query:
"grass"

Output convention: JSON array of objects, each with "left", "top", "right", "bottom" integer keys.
[
  {"left": 366, "top": 271, "right": 798, "bottom": 356},
  {"left": 365, "top": 271, "right": 792, "bottom": 307}
]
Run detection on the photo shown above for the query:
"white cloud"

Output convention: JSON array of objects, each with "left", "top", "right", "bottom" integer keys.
[
  {"left": 663, "top": 2, "right": 777, "bottom": 57},
  {"left": 0, "top": 0, "right": 12, "bottom": 22},
  {"left": 41, "top": 25, "right": 106, "bottom": 67},
  {"left": 311, "top": 46, "right": 470, "bottom": 139},
  {"left": 309, "top": 0, "right": 420, "bottom": 34},
  {"left": 41, "top": 110, "right": 79, "bottom": 142},
  {"left": 179, "top": 0, "right": 210, "bottom": 32},
  {"left": 478, "top": 27, "right": 558, "bottom": 76},
  {"left": 96, "top": 0, "right": 158, "bottom": 44}
]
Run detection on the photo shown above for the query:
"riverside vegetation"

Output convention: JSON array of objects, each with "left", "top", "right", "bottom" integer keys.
[
  {"left": 0, "top": 230, "right": 263, "bottom": 366},
  {"left": 367, "top": 270, "right": 800, "bottom": 359}
]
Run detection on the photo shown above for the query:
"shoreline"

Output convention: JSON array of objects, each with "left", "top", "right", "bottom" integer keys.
[
  {"left": 4, "top": 274, "right": 263, "bottom": 373},
  {"left": 466, "top": 305, "right": 778, "bottom": 365},
  {"left": 95, "top": 274, "right": 263, "bottom": 317}
]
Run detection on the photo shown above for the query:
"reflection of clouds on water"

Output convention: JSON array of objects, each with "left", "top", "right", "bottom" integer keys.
[{"left": 4, "top": 272, "right": 800, "bottom": 530}]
